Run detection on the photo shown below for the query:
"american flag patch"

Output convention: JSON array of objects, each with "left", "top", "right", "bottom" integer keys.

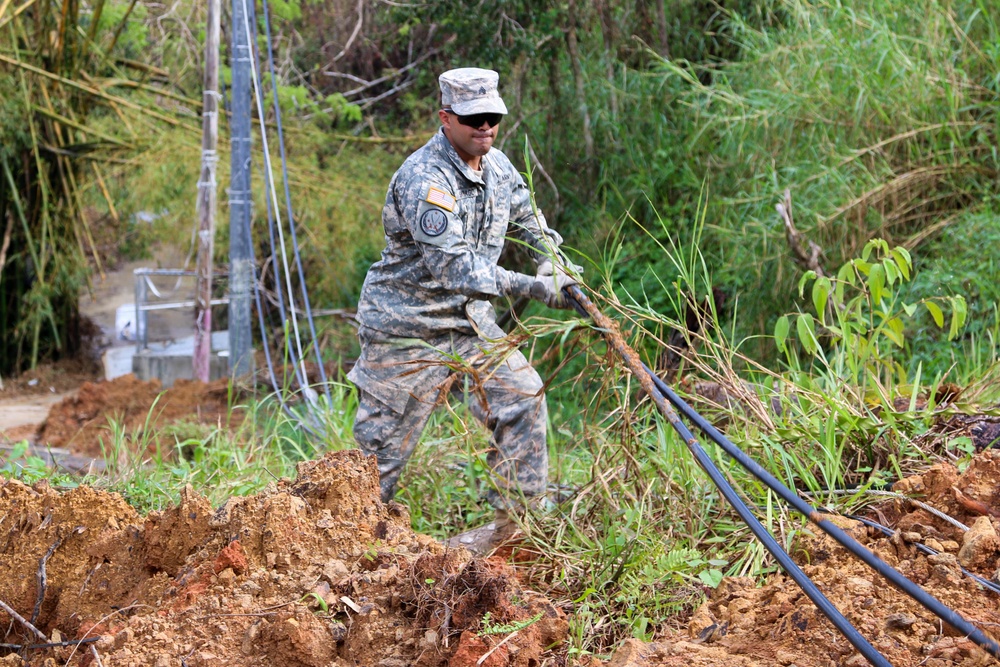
[{"left": 425, "top": 187, "right": 456, "bottom": 212}]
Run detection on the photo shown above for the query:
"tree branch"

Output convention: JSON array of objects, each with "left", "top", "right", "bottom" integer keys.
[{"left": 776, "top": 189, "right": 826, "bottom": 277}]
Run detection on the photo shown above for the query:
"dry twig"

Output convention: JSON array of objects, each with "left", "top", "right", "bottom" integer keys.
[
  {"left": 0, "top": 597, "right": 48, "bottom": 641},
  {"left": 776, "top": 189, "right": 826, "bottom": 277}
]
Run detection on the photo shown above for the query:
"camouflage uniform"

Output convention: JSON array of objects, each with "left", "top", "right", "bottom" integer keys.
[{"left": 349, "top": 101, "right": 565, "bottom": 510}]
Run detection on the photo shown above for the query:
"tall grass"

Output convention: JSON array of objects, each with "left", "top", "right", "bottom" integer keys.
[{"left": 551, "top": 0, "right": 1000, "bottom": 364}]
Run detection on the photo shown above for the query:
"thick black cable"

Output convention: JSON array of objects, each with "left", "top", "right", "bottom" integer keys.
[
  {"left": 258, "top": 0, "right": 331, "bottom": 402},
  {"left": 641, "top": 358, "right": 1000, "bottom": 657},
  {"left": 563, "top": 286, "right": 892, "bottom": 666},
  {"left": 845, "top": 514, "right": 1000, "bottom": 596},
  {"left": 565, "top": 284, "right": 1000, "bottom": 659}
]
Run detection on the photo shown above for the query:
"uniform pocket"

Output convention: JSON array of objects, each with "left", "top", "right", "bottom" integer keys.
[{"left": 346, "top": 363, "right": 413, "bottom": 414}]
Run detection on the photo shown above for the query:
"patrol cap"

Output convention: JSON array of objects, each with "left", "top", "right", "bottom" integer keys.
[{"left": 439, "top": 68, "right": 508, "bottom": 116}]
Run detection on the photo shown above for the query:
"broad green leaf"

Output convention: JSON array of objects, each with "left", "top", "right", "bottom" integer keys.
[
  {"left": 868, "top": 263, "right": 885, "bottom": 303},
  {"left": 774, "top": 315, "right": 790, "bottom": 352},
  {"left": 902, "top": 302, "right": 917, "bottom": 317},
  {"left": 883, "top": 259, "right": 898, "bottom": 287},
  {"left": 838, "top": 262, "right": 857, "bottom": 286},
  {"left": 853, "top": 259, "right": 872, "bottom": 276},
  {"left": 798, "top": 270, "right": 817, "bottom": 298},
  {"left": 948, "top": 296, "right": 968, "bottom": 340},
  {"left": 812, "top": 277, "right": 831, "bottom": 323},
  {"left": 885, "top": 317, "right": 905, "bottom": 347},
  {"left": 891, "top": 247, "right": 911, "bottom": 280},
  {"left": 925, "top": 301, "right": 944, "bottom": 327},
  {"left": 796, "top": 314, "right": 818, "bottom": 355},
  {"left": 698, "top": 569, "right": 724, "bottom": 588}
]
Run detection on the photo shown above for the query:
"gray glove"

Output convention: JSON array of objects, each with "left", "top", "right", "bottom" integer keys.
[
  {"left": 529, "top": 261, "right": 579, "bottom": 309},
  {"left": 496, "top": 265, "right": 578, "bottom": 310},
  {"left": 536, "top": 258, "right": 584, "bottom": 280}
]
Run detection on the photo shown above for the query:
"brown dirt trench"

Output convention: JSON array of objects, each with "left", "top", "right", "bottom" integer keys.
[{"left": 2, "top": 381, "right": 1000, "bottom": 665}]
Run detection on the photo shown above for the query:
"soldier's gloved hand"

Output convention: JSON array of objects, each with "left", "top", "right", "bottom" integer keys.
[
  {"left": 537, "top": 258, "right": 584, "bottom": 281},
  {"left": 530, "top": 263, "right": 578, "bottom": 309},
  {"left": 497, "top": 266, "right": 577, "bottom": 310}
]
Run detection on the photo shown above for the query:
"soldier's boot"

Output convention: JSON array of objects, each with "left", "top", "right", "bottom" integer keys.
[{"left": 445, "top": 509, "right": 521, "bottom": 556}]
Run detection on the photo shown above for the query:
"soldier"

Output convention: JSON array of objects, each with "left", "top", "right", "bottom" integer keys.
[{"left": 347, "top": 67, "right": 580, "bottom": 554}]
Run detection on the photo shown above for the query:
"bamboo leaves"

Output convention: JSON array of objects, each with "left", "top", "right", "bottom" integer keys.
[{"left": 0, "top": 0, "right": 188, "bottom": 372}]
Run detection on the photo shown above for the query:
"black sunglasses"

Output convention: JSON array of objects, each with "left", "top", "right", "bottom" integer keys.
[{"left": 445, "top": 110, "right": 503, "bottom": 128}]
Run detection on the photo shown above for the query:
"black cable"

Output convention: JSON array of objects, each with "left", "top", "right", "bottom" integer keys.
[
  {"left": 643, "top": 358, "right": 1000, "bottom": 658},
  {"left": 845, "top": 513, "right": 1000, "bottom": 596},
  {"left": 564, "top": 286, "right": 893, "bottom": 667},
  {"left": 570, "top": 292, "right": 1000, "bottom": 658}
]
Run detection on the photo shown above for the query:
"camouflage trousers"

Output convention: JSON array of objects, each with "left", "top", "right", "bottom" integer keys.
[{"left": 347, "top": 326, "right": 548, "bottom": 510}]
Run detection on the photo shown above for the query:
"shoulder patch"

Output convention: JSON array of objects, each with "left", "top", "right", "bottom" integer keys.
[
  {"left": 425, "top": 186, "right": 456, "bottom": 212},
  {"left": 419, "top": 208, "right": 449, "bottom": 237}
]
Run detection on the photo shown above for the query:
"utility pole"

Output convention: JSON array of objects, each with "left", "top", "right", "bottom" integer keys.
[
  {"left": 228, "top": 0, "right": 254, "bottom": 378},
  {"left": 193, "top": 0, "right": 221, "bottom": 382}
]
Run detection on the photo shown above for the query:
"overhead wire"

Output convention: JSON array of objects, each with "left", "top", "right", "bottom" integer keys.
[
  {"left": 256, "top": 0, "right": 332, "bottom": 403},
  {"left": 238, "top": 0, "right": 315, "bottom": 408},
  {"left": 235, "top": 0, "right": 327, "bottom": 435},
  {"left": 243, "top": 0, "right": 308, "bottom": 396}
]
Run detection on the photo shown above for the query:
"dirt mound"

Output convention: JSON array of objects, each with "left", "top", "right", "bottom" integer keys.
[
  {"left": 0, "top": 450, "right": 567, "bottom": 666},
  {"left": 34, "top": 374, "right": 242, "bottom": 458},
  {"left": 605, "top": 450, "right": 1000, "bottom": 666}
]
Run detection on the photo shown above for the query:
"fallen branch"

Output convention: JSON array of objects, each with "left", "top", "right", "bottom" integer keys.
[
  {"left": 776, "top": 188, "right": 826, "bottom": 277},
  {"left": 32, "top": 529, "right": 81, "bottom": 624},
  {"left": 330, "top": 0, "right": 363, "bottom": 63},
  {"left": 0, "top": 597, "right": 48, "bottom": 641}
]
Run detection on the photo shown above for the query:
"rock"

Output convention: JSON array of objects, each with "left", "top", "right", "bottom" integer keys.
[
  {"left": 216, "top": 567, "right": 235, "bottom": 586},
  {"left": 886, "top": 613, "right": 917, "bottom": 630},
  {"left": 941, "top": 540, "right": 961, "bottom": 552},
  {"left": 775, "top": 649, "right": 799, "bottom": 665},
  {"left": 322, "top": 558, "right": 350, "bottom": 583},
  {"left": 958, "top": 516, "right": 1000, "bottom": 569},
  {"left": 925, "top": 538, "right": 945, "bottom": 552}
]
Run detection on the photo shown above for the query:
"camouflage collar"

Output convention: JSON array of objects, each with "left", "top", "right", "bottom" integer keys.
[{"left": 434, "top": 128, "right": 487, "bottom": 186}]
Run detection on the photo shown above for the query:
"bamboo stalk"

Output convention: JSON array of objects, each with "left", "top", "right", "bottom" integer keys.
[
  {"left": 103, "top": 0, "right": 137, "bottom": 54},
  {"left": 0, "top": 208, "right": 13, "bottom": 286},
  {"left": 97, "top": 77, "right": 202, "bottom": 107},
  {"left": 0, "top": 0, "right": 40, "bottom": 32},
  {"left": 37, "top": 76, "right": 107, "bottom": 279},
  {"left": 55, "top": 0, "right": 71, "bottom": 66},
  {"left": 90, "top": 162, "right": 118, "bottom": 221},
  {"left": 31, "top": 104, "right": 131, "bottom": 146},
  {"left": 84, "top": 0, "right": 104, "bottom": 45},
  {"left": 0, "top": 0, "right": 15, "bottom": 23},
  {"left": 66, "top": 158, "right": 105, "bottom": 279},
  {"left": 115, "top": 57, "right": 169, "bottom": 77},
  {"left": 0, "top": 54, "right": 196, "bottom": 130}
]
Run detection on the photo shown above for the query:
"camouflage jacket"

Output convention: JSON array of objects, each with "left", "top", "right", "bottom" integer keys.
[{"left": 354, "top": 128, "right": 562, "bottom": 339}]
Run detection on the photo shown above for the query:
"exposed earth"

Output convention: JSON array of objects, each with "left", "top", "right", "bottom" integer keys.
[{"left": 1, "top": 371, "right": 1000, "bottom": 665}]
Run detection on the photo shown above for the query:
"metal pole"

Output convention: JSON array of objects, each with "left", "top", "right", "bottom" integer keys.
[
  {"left": 228, "top": 0, "right": 253, "bottom": 378},
  {"left": 194, "top": 0, "right": 220, "bottom": 382}
]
